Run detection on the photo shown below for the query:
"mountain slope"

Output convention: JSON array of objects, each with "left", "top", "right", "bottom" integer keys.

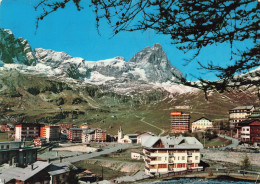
[{"left": 0, "top": 28, "right": 259, "bottom": 135}]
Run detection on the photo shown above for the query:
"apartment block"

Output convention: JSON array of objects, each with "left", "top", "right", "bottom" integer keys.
[
  {"left": 69, "top": 128, "right": 83, "bottom": 142},
  {"left": 229, "top": 106, "right": 254, "bottom": 128},
  {"left": 142, "top": 136, "right": 203, "bottom": 175},
  {"left": 82, "top": 129, "right": 95, "bottom": 143},
  {"left": 40, "top": 125, "right": 60, "bottom": 142},
  {"left": 15, "top": 123, "right": 40, "bottom": 141},
  {"left": 236, "top": 119, "right": 260, "bottom": 146},
  {"left": 94, "top": 128, "right": 107, "bottom": 142},
  {"left": 171, "top": 112, "right": 190, "bottom": 133}
]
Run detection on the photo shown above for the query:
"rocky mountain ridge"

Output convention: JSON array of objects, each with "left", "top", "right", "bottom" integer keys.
[
  {"left": 0, "top": 29, "right": 37, "bottom": 66},
  {"left": 0, "top": 28, "right": 191, "bottom": 94}
]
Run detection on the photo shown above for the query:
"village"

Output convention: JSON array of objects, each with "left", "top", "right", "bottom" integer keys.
[{"left": 0, "top": 105, "right": 259, "bottom": 183}]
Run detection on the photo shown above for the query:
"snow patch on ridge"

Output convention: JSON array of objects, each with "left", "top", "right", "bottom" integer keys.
[
  {"left": 129, "top": 68, "right": 147, "bottom": 81},
  {"left": 153, "top": 81, "right": 198, "bottom": 94},
  {"left": 84, "top": 71, "right": 115, "bottom": 85}
]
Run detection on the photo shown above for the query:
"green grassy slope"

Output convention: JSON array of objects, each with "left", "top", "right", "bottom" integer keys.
[{"left": 0, "top": 70, "right": 259, "bottom": 135}]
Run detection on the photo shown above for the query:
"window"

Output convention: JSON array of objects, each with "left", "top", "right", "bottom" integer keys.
[
  {"left": 157, "top": 157, "right": 161, "bottom": 161},
  {"left": 195, "top": 156, "right": 199, "bottom": 160},
  {"left": 158, "top": 164, "right": 167, "bottom": 168},
  {"left": 182, "top": 156, "right": 185, "bottom": 160}
]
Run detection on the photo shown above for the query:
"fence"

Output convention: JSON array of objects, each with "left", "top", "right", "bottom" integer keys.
[{"left": 154, "top": 168, "right": 204, "bottom": 178}]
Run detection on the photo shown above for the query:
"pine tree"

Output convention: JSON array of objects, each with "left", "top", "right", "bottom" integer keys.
[{"left": 241, "top": 154, "right": 251, "bottom": 171}]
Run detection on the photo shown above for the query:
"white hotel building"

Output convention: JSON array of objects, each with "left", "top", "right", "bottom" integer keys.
[{"left": 142, "top": 136, "right": 203, "bottom": 175}]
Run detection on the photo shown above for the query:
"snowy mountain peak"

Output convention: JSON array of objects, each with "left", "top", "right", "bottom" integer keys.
[
  {"left": 129, "top": 43, "right": 166, "bottom": 64},
  {"left": 0, "top": 28, "right": 190, "bottom": 94},
  {"left": 128, "top": 43, "right": 184, "bottom": 83}
]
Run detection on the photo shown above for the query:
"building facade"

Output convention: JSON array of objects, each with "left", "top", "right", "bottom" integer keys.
[
  {"left": 137, "top": 132, "right": 155, "bottom": 144},
  {"left": 191, "top": 117, "right": 213, "bottom": 132},
  {"left": 0, "top": 141, "right": 38, "bottom": 167},
  {"left": 94, "top": 129, "right": 107, "bottom": 142},
  {"left": 40, "top": 125, "right": 60, "bottom": 142},
  {"left": 170, "top": 112, "right": 190, "bottom": 133},
  {"left": 236, "top": 119, "right": 260, "bottom": 146},
  {"left": 142, "top": 136, "right": 203, "bottom": 175},
  {"left": 82, "top": 129, "right": 95, "bottom": 143},
  {"left": 69, "top": 128, "right": 83, "bottom": 142},
  {"left": 15, "top": 123, "right": 40, "bottom": 141},
  {"left": 229, "top": 106, "right": 254, "bottom": 128}
]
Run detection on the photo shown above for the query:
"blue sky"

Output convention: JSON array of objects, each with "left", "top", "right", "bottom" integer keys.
[{"left": 0, "top": 0, "right": 254, "bottom": 81}]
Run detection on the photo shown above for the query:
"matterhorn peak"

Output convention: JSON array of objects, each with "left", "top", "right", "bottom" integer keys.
[
  {"left": 152, "top": 43, "right": 162, "bottom": 50},
  {"left": 128, "top": 43, "right": 167, "bottom": 65}
]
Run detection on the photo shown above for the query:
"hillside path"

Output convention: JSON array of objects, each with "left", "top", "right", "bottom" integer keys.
[
  {"left": 79, "top": 92, "right": 101, "bottom": 109},
  {"left": 218, "top": 134, "right": 239, "bottom": 150},
  {"left": 135, "top": 115, "right": 165, "bottom": 136}
]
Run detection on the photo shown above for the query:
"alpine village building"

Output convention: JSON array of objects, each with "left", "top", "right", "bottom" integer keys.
[
  {"left": 192, "top": 117, "right": 213, "bottom": 132},
  {"left": 236, "top": 119, "right": 260, "bottom": 146},
  {"left": 229, "top": 106, "right": 255, "bottom": 128},
  {"left": 142, "top": 136, "right": 203, "bottom": 175},
  {"left": 15, "top": 123, "right": 40, "bottom": 141},
  {"left": 170, "top": 112, "right": 190, "bottom": 133}
]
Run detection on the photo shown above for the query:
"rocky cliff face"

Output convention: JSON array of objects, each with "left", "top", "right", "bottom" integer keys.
[
  {"left": 0, "top": 28, "right": 37, "bottom": 66},
  {"left": 34, "top": 43, "right": 184, "bottom": 84}
]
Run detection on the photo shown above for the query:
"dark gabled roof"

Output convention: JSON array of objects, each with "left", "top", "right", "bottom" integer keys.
[
  {"left": 192, "top": 117, "right": 212, "bottom": 123},
  {"left": 82, "top": 129, "right": 95, "bottom": 134},
  {"left": 141, "top": 136, "right": 203, "bottom": 149},
  {"left": 48, "top": 162, "right": 76, "bottom": 176},
  {"left": 231, "top": 105, "right": 254, "bottom": 110},
  {"left": 237, "top": 119, "right": 260, "bottom": 126}
]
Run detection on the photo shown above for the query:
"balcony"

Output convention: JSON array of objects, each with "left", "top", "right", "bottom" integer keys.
[
  {"left": 168, "top": 160, "right": 174, "bottom": 164},
  {"left": 145, "top": 158, "right": 151, "bottom": 163},
  {"left": 145, "top": 166, "right": 150, "bottom": 171},
  {"left": 187, "top": 160, "right": 193, "bottom": 164}
]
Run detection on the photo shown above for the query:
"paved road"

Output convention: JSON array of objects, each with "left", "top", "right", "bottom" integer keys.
[
  {"left": 49, "top": 143, "right": 134, "bottom": 164},
  {"left": 136, "top": 115, "right": 165, "bottom": 136},
  {"left": 218, "top": 134, "right": 239, "bottom": 150}
]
